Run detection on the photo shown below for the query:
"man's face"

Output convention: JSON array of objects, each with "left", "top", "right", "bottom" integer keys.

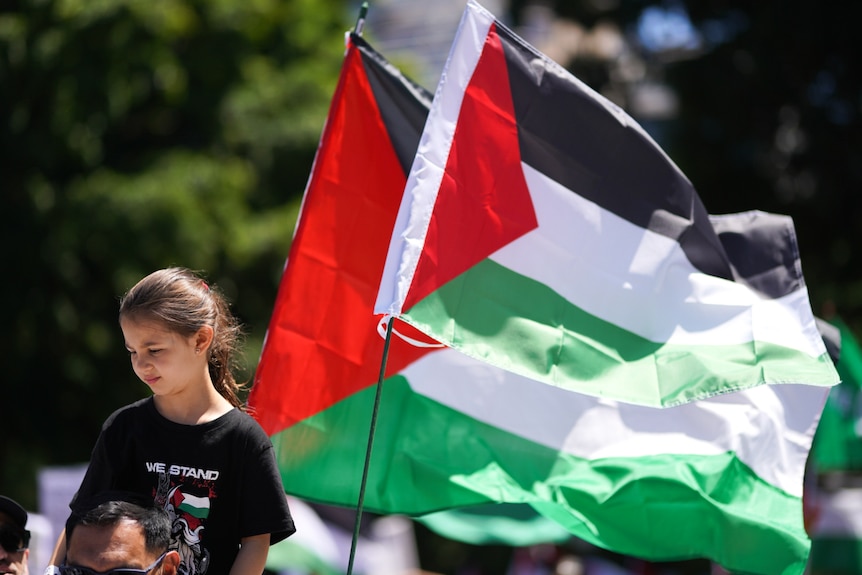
[
  {"left": 66, "top": 520, "right": 177, "bottom": 575},
  {"left": 0, "top": 513, "right": 28, "bottom": 575}
]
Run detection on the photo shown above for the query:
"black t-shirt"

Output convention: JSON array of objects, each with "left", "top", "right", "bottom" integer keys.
[{"left": 71, "top": 397, "right": 295, "bottom": 575}]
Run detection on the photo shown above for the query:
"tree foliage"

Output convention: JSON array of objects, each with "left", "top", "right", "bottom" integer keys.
[{"left": 0, "top": 0, "right": 349, "bottom": 504}]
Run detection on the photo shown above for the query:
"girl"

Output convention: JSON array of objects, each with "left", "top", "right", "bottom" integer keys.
[{"left": 48, "top": 267, "right": 294, "bottom": 575}]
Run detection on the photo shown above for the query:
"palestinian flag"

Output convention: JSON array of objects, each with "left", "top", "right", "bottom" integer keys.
[
  {"left": 173, "top": 490, "right": 210, "bottom": 520},
  {"left": 374, "top": 0, "right": 838, "bottom": 408},
  {"left": 249, "top": 28, "right": 831, "bottom": 575},
  {"left": 811, "top": 317, "right": 862, "bottom": 473},
  {"left": 249, "top": 32, "right": 433, "bottom": 437},
  {"left": 811, "top": 487, "right": 862, "bottom": 575},
  {"left": 809, "top": 319, "right": 862, "bottom": 574}
]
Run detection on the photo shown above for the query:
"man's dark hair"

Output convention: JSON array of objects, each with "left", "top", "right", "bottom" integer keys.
[{"left": 66, "top": 497, "right": 171, "bottom": 555}]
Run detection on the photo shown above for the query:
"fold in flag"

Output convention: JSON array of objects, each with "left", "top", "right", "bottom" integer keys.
[
  {"left": 373, "top": 0, "right": 838, "bottom": 408},
  {"left": 250, "top": 28, "right": 833, "bottom": 575}
]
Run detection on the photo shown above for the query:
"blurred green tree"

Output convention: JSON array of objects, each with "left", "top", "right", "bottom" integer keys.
[{"left": 0, "top": 0, "right": 349, "bottom": 506}]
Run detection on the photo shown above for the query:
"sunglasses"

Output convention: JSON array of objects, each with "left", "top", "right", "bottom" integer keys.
[
  {"left": 0, "top": 523, "right": 28, "bottom": 554},
  {"left": 59, "top": 550, "right": 168, "bottom": 575}
]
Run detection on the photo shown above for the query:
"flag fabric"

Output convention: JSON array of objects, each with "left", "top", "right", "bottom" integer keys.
[
  {"left": 811, "top": 317, "right": 862, "bottom": 473},
  {"left": 809, "top": 319, "right": 862, "bottom": 574},
  {"left": 415, "top": 503, "right": 572, "bottom": 547},
  {"left": 811, "top": 487, "right": 862, "bottom": 575},
  {"left": 265, "top": 497, "right": 419, "bottom": 575},
  {"left": 250, "top": 26, "right": 831, "bottom": 575},
  {"left": 373, "top": 0, "right": 838, "bottom": 409},
  {"left": 249, "top": 32, "right": 433, "bottom": 436}
]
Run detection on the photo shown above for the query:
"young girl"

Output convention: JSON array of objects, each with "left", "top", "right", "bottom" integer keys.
[{"left": 48, "top": 267, "right": 295, "bottom": 575}]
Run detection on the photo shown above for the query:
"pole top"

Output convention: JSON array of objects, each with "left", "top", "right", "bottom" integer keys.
[{"left": 354, "top": 2, "right": 369, "bottom": 35}]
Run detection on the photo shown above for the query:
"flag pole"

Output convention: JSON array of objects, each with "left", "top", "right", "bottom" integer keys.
[
  {"left": 354, "top": 1, "right": 369, "bottom": 36},
  {"left": 345, "top": 6, "right": 378, "bottom": 573},
  {"left": 345, "top": 315, "right": 394, "bottom": 575}
]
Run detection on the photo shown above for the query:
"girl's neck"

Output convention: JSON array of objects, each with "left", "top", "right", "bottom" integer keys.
[{"left": 153, "top": 385, "right": 235, "bottom": 425}]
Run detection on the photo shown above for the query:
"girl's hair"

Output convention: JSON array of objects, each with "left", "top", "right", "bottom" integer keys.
[{"left": 119, "top": 267, "right": 245, "bottom": 409}]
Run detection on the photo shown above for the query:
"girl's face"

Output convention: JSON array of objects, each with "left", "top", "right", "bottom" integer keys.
[{"left": 120, "top": 317, "right": 210, "bottom": 397}]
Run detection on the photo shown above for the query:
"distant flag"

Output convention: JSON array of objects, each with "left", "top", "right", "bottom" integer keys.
[
  {"left": 812, "top": 318, "right": 862, "bottom": 473},
  {"left": 415, "top": 502, "right": 572, "bottom": 547},
  {"left": 811, "top": 486, "right": 862, "bottom": 575},
  {"left": 265, "top": 497, "right": 341, "bottom": 575},
  {"left": 810, "top": 318, "right": 862, "bottom": 574},
  {"left": 373, "top": 0, "right": 838, "bottom": 408},
  {"left": 250, "top": 20, "right": 834, "bottom": 575}
]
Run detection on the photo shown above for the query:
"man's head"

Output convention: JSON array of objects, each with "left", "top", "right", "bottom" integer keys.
[
  {"left": 0, "top": 496, "right": 30, "bottom": 575},
  {"left": 64, "top": 499, "right": 179, "bottom": 575}
]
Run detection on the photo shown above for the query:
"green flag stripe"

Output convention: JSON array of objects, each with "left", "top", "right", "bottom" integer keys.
[
  {"left": 810, "top": 538, "right": 862, "bottom": 575},
  {"left": 273, "top": 375, "right": 809, "bottom": 574},
  {"left": 416, "top": 504, "right": 573, "bottom": 546},
  {"left": 812, "top": 320, "right": 862, "bottom": 471},
  {"left": 178, "top": 502, "right": 209, "bottom": 520},
  {"left": 402, "top": 348, "right": 822, "bottom": 496},
  {"left": 401, "top": 258, "right": 836, "bottom": 407}
]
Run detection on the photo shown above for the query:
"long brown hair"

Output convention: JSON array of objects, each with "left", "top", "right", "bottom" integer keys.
[{"left": 119, "top": 267, "right": 245, "bottom": 409}]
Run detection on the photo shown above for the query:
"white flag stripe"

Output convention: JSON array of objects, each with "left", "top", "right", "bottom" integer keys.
[
  {"left": 375, "top": 2, "right": 495, "bottom": 316},
  {"left": 404, "top": 347, "right": 826, "bottom": 497},
  {"left": 815, "top": 488, "right": 862, "bottom": 537},
  {"left": 486, "top": 162, "right": 827, "bottom": 357},
  {"left": 182, "top": 493, "right": 210, "bottom": 510}
]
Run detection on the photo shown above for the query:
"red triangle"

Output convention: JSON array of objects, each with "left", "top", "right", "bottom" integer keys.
[
  {"left": 404, "top": 24, "right": 538, "bottom": 312},
  {"left": 250, "top": 43, "right": 436, "bottom": 435}
]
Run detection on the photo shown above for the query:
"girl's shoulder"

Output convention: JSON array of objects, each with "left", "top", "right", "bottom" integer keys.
[
  {"left": 217, "top": 408, "right": 269, "bottom": 436},
  {"left": 102, "top": 397, "right": 154, "bottom": 429},
  {"left": 93, "top": 398, "right": 157, "bottom": 450},
  {"left": 206, "top": 408, "right": 274, "bottom": 450}
]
